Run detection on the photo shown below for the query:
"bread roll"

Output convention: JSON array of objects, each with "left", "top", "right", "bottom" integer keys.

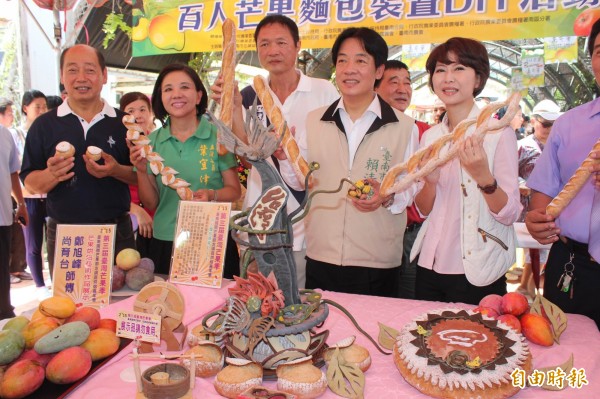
[
  {"left": 253, "top": 75, "right": 311, "bottom": 189},
  {"left": 55, "top": 141, "right": 75, "bottom": 158},
  {"left": 546, "top": 138, "right": 600, "bottom": 217},
  {"left": 86, "top": 146, "right": 102, "bottom": 162}
]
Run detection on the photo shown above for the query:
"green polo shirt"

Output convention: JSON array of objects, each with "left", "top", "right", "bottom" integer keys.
[{"left": 147, "top": 116, "right": 237, "bottom": 241}]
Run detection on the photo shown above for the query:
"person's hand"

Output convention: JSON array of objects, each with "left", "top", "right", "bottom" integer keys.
[
  {"left": 210, "top": 74, "right": 224, "bottom": 105},
  {"left": 136, "top": 209, "right": 153, "bottom": 238},
  {"left": 47, "top": 154, "right": 75, "bottom": 182},
  {"left": 458, "top": 135, "right": 492, "bottom": 184},
  {"left": 128, "top": 141, "right": 148, "bottom": 172},
  {"left": 590, "top": 149, "right": 600, "bottom": 188},
  {"left": 272, "top": 126, "right": 295, "bottom": 160},
  {"left": 525, "top": 208, "right": 560, "bottom": 245},
  {"left": 192, "top": 189, "right": 210, "bottom": 202},
  {"left": 519, "top": 184, "right": 531, "bottom": 196},
  {"left": 15, "top": 203, "right": 28, "bottom": 226},
  {"left": 351, "top": 179, "right": 390, "bottom": 212},
  {"left": 419, "top": 146, "right": 441, "bottom": 185},
  {"left": 84, "top": 152, "right": 118, "bottom": 178}
]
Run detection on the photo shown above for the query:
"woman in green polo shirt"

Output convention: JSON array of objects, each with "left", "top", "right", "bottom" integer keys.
[{"left": 130, "top": 64, "right": 241, "bottom": 275}]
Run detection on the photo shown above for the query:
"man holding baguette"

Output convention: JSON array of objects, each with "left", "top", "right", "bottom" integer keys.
[
  {"left": 525, "top": 20, "right": 600, "bottom": 329},
  {"left": 211, "top": 15, "right": 338, "bottom": 288}
]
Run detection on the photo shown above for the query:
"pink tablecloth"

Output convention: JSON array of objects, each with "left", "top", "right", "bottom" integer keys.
[{"left": 68, "top": 282, "right": 600, "bottom": 399}]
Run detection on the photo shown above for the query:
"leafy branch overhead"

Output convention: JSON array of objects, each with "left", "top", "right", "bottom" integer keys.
[{"left": 102, "top": 13, "right": 132, "bottom": 49}]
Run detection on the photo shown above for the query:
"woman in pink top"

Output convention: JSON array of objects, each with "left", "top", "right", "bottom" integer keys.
[
  {"left": 120, "top": 92, "right": 156, "bottom": 260},
  {"left": 413, "top": 38, "right": 521, "bottom": 305}
]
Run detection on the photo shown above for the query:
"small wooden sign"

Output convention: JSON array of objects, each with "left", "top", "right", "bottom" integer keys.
[
  {"left": 116, "top": 310, "right": 161, "bottom": 344},
  {"left": 52, "top": 224, "right": 115, "bottom": 308},
  {"left": 169, "top": 201, "right": 231, "bottom": 288}
]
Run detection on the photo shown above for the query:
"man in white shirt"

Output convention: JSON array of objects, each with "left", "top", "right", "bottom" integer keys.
[{"left": 212, "top": 15, "right": 339, "bottom": 288}]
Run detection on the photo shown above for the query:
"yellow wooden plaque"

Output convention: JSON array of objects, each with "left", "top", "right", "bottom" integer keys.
[
  {"left": 52, "top": 224, "right": 115, "bottom": 308},
  {"left": 169, "top": 201, "right": 231, "bottom": 288}
]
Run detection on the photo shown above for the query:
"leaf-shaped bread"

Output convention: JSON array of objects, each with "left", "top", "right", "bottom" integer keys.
[
  {"left": 377, "top": 322, "right": 400, "bottom": 351},
  {"left": 326, "top": 347, "right": 365, "bottom": 399},
  {"left": 530, "top": 295, "right": 567, "bottom": 344},
  {"left": 536, "top": 353, "right": 574, "bottom": 391}
]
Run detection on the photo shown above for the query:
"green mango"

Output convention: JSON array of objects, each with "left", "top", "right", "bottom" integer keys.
[
  {"left": 0, "top": 329, "right": 25, "bottom": 365},
  {"left": 34, "top": 321, "right": 91, "bottom": 355},
  {"left": 2, "top": 316, "right": 30, "bottom": 333}
]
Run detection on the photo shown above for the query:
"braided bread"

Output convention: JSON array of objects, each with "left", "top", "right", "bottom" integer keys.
[
  {"left": 253, "top": 75, "right": 311, "bottom": 189},
  {"left": 122, "top": 115, "right": 193, "bottom": 200},
  {"left": 546, "top": 138, "right": 600, "bottom": 217},
  {"left": 217, "top": 18, "right": 237, "bottom": 156},
  {"left": 380, "top": 92, "right": 521, "bottom": 196}
]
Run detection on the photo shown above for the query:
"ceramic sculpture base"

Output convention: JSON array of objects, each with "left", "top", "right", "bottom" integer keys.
[{"left": 223, "top": 303, "right": 330, "bottom": 379}]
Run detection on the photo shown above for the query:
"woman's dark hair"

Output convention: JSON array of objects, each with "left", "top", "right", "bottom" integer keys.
[
  {"left": 151, "top": 63, "right": 208, "bottom": 126},
  {"left": 21, "top": 90, "right": 47, "bottom": 115},
  {"left": 426, "top": 37, "right": 490, "bottom": 97},
  {"left": 46, "top": 95, "right": 63, "bottom": 111},
  {"left": 119, "top": 92, "right": 151, "bottom": 112}
]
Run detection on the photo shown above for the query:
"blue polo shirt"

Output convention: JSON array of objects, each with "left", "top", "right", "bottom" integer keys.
[{"left": 20, "top": 101, "right": 131, "bottom": 223}]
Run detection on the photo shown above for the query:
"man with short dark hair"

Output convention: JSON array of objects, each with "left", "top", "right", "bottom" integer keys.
[
  {"left": 375, "top": 60, "right": 429, "bottom": 299},
  {"left": 297, "top": 28, "right": 417, "bottom": 297},
  {"left": 212, "top": 15, "right": 338, "bottom": 288},
  {"left": 20, "top": 44, "right": 136, "bottom": 280},
  {"left": 526, "top": 20, "right": 600, "bottom": 329}
]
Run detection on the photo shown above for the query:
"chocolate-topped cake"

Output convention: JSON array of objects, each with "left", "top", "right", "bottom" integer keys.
[{"left": 393, "top": 309, "right": 532, "bottom": 399}]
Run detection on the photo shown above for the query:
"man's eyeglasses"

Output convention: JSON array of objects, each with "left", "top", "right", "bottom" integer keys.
[{"left": 536, "top": 118, "right": 553, "bottom": 128}]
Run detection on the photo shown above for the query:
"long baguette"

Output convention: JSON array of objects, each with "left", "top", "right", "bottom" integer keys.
[
  {"left": 217, "top": 18, "right": 236, "bottom": 156},
  {"left": 253, "top": 75, "right": 311, "bottom": 188},
  {"left": 546, "top": 138, "right": 600, "bottom": 217}
]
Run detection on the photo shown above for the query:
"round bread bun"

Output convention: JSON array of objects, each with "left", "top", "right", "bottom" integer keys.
[
  {"left": 180, "top": 342, "right": 223, "bottom": 378},
  {"left": 55, "top": 141, "right": 75, "bottom": 158},
  {"left": 276, "top": 357, "right": 327, "bottom": 399},
  {"left": 86, "top": 146, "right": 102, "bottom": 162},
  {"left": 214, "top": 359, "right": 263, "bottom": 399}
]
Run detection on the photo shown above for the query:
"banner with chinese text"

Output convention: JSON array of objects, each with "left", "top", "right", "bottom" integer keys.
[
  {"left": 53, "top": 224, "right": 115, "bottom": 308},
  {"left": 169, "top": 201, "right": 231, "bottom": 288},
  {"left": 131, "top": 0, "right": 597, "bottom": 56}
]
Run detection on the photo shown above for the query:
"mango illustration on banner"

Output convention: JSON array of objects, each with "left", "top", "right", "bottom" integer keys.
[
  {"left": 573, "top": 7, "right": 600, "bottom": 37},
  {"left": 148, "top": 13, "right": 186, "bottom": 51}
]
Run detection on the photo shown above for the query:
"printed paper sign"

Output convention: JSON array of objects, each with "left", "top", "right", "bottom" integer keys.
[
  {"left": 116, "top": 310, "right": 162, "bottom": 343},
  {"left": 169, "top": 201, "right": 231, "bottom": 288},
  {"left": 53, "top": 224, "right": 115, "bottom": 308}
]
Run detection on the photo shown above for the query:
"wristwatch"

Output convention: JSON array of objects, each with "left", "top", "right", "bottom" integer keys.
[{"left": 477, "top": 179, "right": 498, "bottom": 194}]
